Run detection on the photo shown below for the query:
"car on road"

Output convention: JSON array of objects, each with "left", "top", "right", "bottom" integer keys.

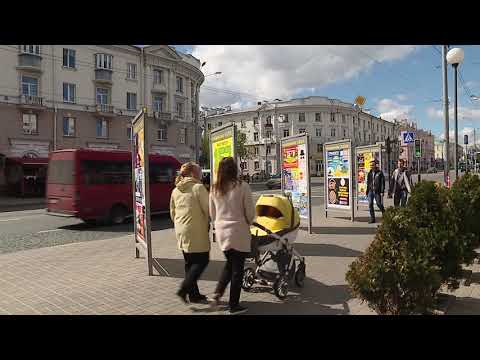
[
  {"left": 265, "top": 174, "right": 281, "bottom": 189},
  {"left": 426, "top": 167, "right": 437, "bottom": 173}
]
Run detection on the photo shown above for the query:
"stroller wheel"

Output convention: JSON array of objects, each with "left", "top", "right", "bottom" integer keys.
[
  {"left": 273, "top": 276, "right": 288, "bottom": 300},
  {"left": 295, "top": 262, "right": 306, "bottom": 288},
  {"left": 242, "top": 268, "right": 256, "bottom": 291}
]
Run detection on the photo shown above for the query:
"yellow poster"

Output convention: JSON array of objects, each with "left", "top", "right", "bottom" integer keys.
[{"left": 212, "top": 136, "right": 233, "bottom": 181}]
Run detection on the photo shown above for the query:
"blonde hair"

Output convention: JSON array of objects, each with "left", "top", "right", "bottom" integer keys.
[{"left": 175, "top": 162, "right": 200, "bottom": 185}]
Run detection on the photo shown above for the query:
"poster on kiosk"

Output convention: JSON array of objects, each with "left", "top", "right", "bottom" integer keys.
[
  {"left": 324, "top": 139, "right": 354, "bottom": 221},
  {"left": 355, "top": 144, "right": 382, "bottom": 208},
  {"left": 209, "top": 123, "right": 237, "bottom": 184},
  {"left": 280, "top": 133, "right": 312, "bottom": 234}
]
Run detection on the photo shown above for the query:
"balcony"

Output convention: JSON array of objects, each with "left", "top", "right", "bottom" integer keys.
[
  {"left": 153, "top": 111, "right": 172, "bottom": 127},
  {"left": 264, "top": 123, "right": 273, "bottom": 130},
  {"left": 94, "top": 69, "right": 113, "bottom": 84},
  {"left": 17, "top": 53, "right": 42, "bottom": 73},
  {"left": 95, "top": 104, "right": 115, "bottom": 117},
  {"left": 19, "top": 95, "right": 45, "bottom": 109}
]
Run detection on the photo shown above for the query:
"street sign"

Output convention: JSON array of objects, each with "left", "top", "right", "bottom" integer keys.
[
  {"left": 402, "top": 131, "right": 415, "bottom": 145},
  {"left": 414, "top": 139, "right": 422, "bottom": 158}
]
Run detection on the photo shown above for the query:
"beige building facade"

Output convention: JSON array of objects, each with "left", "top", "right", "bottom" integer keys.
[
  {"left": 0, "top": 45, "right": 204, "bottom": 193},
  {"left": 203, "top": 97, "right": 396, "bottom": 176}
]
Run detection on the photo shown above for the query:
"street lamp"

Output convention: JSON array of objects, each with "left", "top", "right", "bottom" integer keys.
[
  {"left": 446, "top": 47, "right": 465, "bottom": 181},
  {"left": 204, "top": 71, "right": 222, "bottom": 77}
]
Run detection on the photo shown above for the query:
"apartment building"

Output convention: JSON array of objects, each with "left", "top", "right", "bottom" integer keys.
[
  {"left": 0, "top": 45, "right": 204, "bottom": 193},
  {"left": 203, "top": 96, "right": 396, "bottom": 176}
]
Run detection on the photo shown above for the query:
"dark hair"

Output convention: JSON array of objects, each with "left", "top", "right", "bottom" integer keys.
[{"left": 213, "top": 157, "right": 240, "bottom": 196}]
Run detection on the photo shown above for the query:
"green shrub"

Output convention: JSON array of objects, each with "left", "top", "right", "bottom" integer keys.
[
  {"left": 346, "top": 207, "right": 442, "bottom": 315},
  {"left": 450, "top": 173, "right": 480, "bottom": 257}
]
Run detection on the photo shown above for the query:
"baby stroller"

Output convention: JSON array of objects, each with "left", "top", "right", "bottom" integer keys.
[{"left": 242, "top": 194, "right": 306, "bottom": 299}]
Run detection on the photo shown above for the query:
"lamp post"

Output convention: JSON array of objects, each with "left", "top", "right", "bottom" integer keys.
[
  {"left": 195, "top": 65, "right": 222, "bottom": 164},
  {"left": 442, "top": 46, "right": 450, "bottom": 187},
  {"left": 446, "top": 47, "right": 465, "bottom": 181}
]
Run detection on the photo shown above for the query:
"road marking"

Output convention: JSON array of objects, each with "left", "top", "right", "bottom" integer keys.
[
  {"left": 37, "top": 229, "right": 62, "bottom": 234},
  {"left": 0, "top": 218, "right": 21, "bottom": 222}
]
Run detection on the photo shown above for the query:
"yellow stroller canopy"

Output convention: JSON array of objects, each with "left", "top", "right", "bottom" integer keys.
[{"left": 251, "top": 195, "right": 300, "bottom": 237}]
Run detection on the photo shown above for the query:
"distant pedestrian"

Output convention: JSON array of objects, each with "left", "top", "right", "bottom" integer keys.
[
  {"left": 170, "top": 162, "right": 210, "bottom": 305},
  {"left": 209, "top": 157, "right": 255, "bottom": 315},
  {"left": 388, "top": 159, "right": 412, "bottom": 207},
  {"left": 366, "top": 159, "right": 385, "bottom": 224}
]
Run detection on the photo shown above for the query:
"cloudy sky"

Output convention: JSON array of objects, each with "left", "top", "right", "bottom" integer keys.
[{"left": 173, "top": 45, "right": 480, "bottom": 144}]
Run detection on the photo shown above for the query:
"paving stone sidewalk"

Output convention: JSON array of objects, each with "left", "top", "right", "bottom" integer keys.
[{"left": 0, "top": 203, "right": 479, "bottom": 315}]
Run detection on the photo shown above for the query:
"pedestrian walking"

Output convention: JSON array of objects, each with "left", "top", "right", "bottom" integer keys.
[
  {"left": 388, "top": 159, "right": 412, "bottom": 207},
  {"left": 209, "top": 157, "right": 255, "bottom": 315},
  {"left": 170, "top": 162, "right": 211, "bottom": 305},
  {"left": 366, "top": 159, "right": 385, "bottom": 224}
]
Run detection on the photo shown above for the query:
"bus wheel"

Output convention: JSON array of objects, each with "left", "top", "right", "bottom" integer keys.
[{"left": 110, "top": 205, "right": 127, "bottom": 225}]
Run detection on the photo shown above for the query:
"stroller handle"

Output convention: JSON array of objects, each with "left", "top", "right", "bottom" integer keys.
[{"left": 251, "top": 222, "right": 272, "bottom": 235}]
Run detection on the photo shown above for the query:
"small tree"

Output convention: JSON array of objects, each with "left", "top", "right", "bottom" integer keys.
[{"left": 200, "top": 133, "right": 210, "bottom": 169}]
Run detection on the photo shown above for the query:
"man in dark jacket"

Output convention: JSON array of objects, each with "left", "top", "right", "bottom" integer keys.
[
  {"left": 388, "top": 159, "right": 412, "bottom": 207},
  {"left": 366, "top": 159, "right": 385, "bottom": 224}
]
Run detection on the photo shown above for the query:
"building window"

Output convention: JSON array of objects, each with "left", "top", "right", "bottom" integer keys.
[
  {"left": 63, "top": 117, "right": 75, "bottom": 137},
  {"left": 343, "top": 128, "right": 347, "bottom": 138},
  {"left": 21, "top": 76, "right": 38, "bottom": 96},
  {"left": 96, "top": 87, "right": 109, "bottom": 105},
  {"left": 127, "top": 63, "right": 137, "bottom": 80},
  {"left": 127, "top": 92, "right": 137, "bottom": 111},
  {"left": 330, "top": 113, "right": 336, "bottom": 123},
  {"left": 152, "top": 95, "right": 164, "bottom": 112},
  {"left": 63, "top": 48, "right": 76, "bottom": 68},
  {"left": 331, "top": 128, "right": 336, "bottom": 137},
  {"left": 21, "top": 45, "right": 41, "bottom": 55},
  {"left": 266, "top": 145, "right": 271, "bottom": 155},
  {"left": 266, "top": 131, "right": 272, "bottom": 139},
  {"left": 207, "top": 123, "right": 212, "bottom": 130},
  {"left": 22, "top": 113, "right": 37, "bottom": 134},
  {"left": 241, "top": 120, "right": 245, "bottom": 128},
  {"left": 63, "top": 83, "right": 76, "bottom": 103},
  {"left": 315, "top": 113, "right": 321, "bottom": 122},
  {"left": 299, "top": 128, "right": 306, "bottom": 134},
  {"left": 283, "top": 114, "right": 289, "bottom": 122},
  {"left": 315, "top": 128, "right": 322, "bottom": 137},
  {"left": 179, "top": 128, "right": 186, "bottom": 144},
  {"left": 253, "top": 117, "right": 258, "bottom": 126},
  {"left": 95, "top": 53, "right": 113, "bottom": 70},
  {"left": 266, "top": 115, "right": 272, "bottom": 125},
  {"left": 191, "top": 81, "right": 195, "bottom": 99},
  {"left": 176, "top": 76, "right": 183, "bottom": 93},
  {"left": 299, "top": 112, "right": 305, "bottom": 122},
  {"left": 254, "top": 161, "right": 260, "bottom": 170},
  {"left": 254, "top": 132, "right": 259, "bottom": 141},
  {"left": 217, "top": 122, "right": 222, "bottom": 127},
  {"left": 96, "top": 118, "right": 108, "bottom": 138},
  {"left": 254, "top": 147, "right": 259, "bottom": 156},
  {"left": 153, "top": 69, "right": 162, "bottom": 84},
  {"left": 158, "top": 128, "right": 167, "bottom": 141},
  {"left": 342, "top": 114, "right": 346, "bottom": 124},
  {"left": 317, "top": 143, "right": 323, "bottom": 153},
  {"left": 127, "top": 127, "right": 132, "bottom": 140},
  {"left": 283, "top": 129, "right": 290, "bottom": 138},
  {"left": 241, "top": 161, "right": 248, "bottom": 170},
  {"left": 176, "top": 102, "right": 184, "bottom": 117}
]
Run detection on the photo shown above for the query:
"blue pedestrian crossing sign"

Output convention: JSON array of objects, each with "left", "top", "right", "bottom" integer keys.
[{"left": 402, "top": 131, "right": 415, "bottom": 144}]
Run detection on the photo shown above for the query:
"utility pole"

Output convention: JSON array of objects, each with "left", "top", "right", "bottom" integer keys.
[
  {"left": 194, "top": 84, "right": 199, "bottom": 163},
  {"left": 442, "top": 45, "right": 450, "bottom": 187}
]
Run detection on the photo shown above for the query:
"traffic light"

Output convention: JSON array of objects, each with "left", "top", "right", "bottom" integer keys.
[{"left": 414, "top": 139, "right": 422, "bottom": 158}]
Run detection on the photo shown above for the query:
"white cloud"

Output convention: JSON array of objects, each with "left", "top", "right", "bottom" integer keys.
[
  {"left": 376, "top": 98, "right": 415, "bottom": 122},
  {"left": 426, "top": 106, "right": 480, "bottom": 120},
  {"left": 193, "top": 45, "right": 417, "bottom": 108},
  {"left": 396, "top": 94, "right": 408, "bottom": 101}
]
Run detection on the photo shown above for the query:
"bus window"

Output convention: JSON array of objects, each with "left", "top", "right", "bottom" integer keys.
[
  {"left": 81, "top": 160, "right": 131, "bottom": 185},
  {"left": 150, "top": 164, "right": 175, "bottom": 184},
  {"left": 48, "top": 160, "right": 75, "bottom": 185}
]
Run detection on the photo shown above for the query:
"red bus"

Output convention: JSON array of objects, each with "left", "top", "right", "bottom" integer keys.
[{"left": 46, "top": 149, "right": 181, "bottom": 224}]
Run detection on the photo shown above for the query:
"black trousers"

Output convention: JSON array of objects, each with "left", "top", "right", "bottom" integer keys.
[
  {"left": 215, "top": 249, "right": 247, "bottom": 308},
  {"left": 179, "top": 251, "right": 209, "bottom": 299}
]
